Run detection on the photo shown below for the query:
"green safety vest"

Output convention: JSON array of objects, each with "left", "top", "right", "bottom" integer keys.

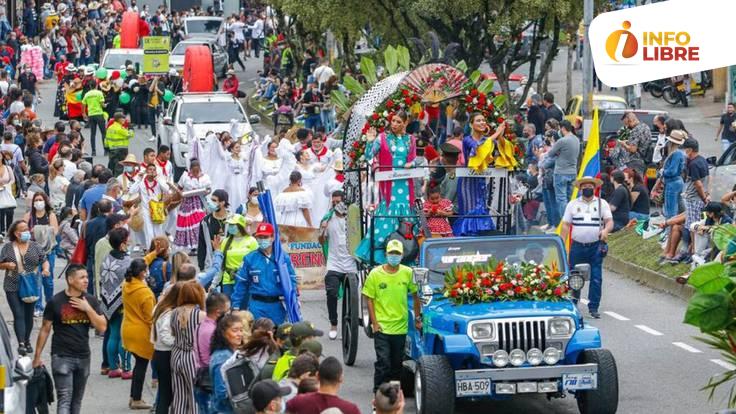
[{"left": 105, "top": 122, "right": 132, "bottom": 149}]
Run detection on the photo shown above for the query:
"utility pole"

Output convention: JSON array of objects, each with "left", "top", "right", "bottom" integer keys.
[{"left": 582, "top": 0, "right": 594, "bottom": 117}]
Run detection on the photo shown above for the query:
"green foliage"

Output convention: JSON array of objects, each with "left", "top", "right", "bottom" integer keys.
[
  {"left": 492, "top": 94, "right": 508, "bottom": 110},
  {"left": 330, "top": 89, "right": 351, "bottom": 113},
  {"left": 684, "top": 292, "right": 731, "bottom": 333},
  {"left": 342, "top": 75, "right": 365, "bottom": 96},
  {"left": 397, "top": 45, "right": 411, "bottom": 71},
  {"left": 713, "top": 224, "right": 736, "bottom": 252},
  {"left": 455, "top": 60, "right": 468, "bottom": 74},
  {"left": 360, "top": 57, "right": 378, "bottom": 85},
  {"left": 469, "top": 70, "right": 481, "bottom": 85},
  {"left": 477, "top": 79, "right": 495, "bottom": 95},
  {"left": 384, "top": 45, "right": 398, "bottom": 75}
]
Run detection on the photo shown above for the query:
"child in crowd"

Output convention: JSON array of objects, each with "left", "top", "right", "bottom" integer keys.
[{"left": 422, "top": 186, "right": 453, "bottom": 237}]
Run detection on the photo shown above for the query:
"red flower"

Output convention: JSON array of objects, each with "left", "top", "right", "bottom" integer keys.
[
  {"left": 488, "top": 104, "right": 494, "bottom": 111},
  {"left": 404, "top": 97, "right": 412, "bottom": 106},
  {"left": 372, "top": 113, "right": 380, "bottom": 121},
  {"left": 450, "top": 289, "right": 459, "bottom": 298},
  {"left": 514, "top": 286, "right": 523, "bottom": 294},
  {"left": 465, "top": 282, "right": 474, "bottom": 289},
  {"left": 554, "top": 287, "right": 564, "bottom": 296},
  {"left": 465, "top": 95, "right": 473, "bottom": 103},
  {"left": 466, "top": 272, "right": 475, "bottom": 280},
  {"left": 481, "top": 278, "right": 492, "bottom": 287},
  {"left": 379, "top": 127, "right": 385, "bottom": 133},
  {"left": 470, "top": 89, "right": 478, "bottom": 97},
  {"left": 515, "top": 273, "right": 522, "bottom": 279},
  {"left": 349, "top": 151, "right": 356, "bottom": 158},
  {"left": 386, "top": 99, "right": 394, "bottom": 109},
  {"left": 495, "top": 290, "right": 503, "bottom": 296},
  {"left": 402, "top": 89, "right": 409, "bottom": 96},
  {"left": 497, "top": 117, "right": 505, "bottom": 124}
]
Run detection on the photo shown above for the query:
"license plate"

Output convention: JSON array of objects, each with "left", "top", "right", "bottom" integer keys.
[
  {"left": 455, "top": 378, "right": 492, "bottom": 397},
  {"left": 562, "top": 373, "right": 597, "bottom": 390}
]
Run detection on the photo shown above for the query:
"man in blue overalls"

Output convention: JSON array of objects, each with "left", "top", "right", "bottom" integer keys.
[{"left": 231, "top": 223, "right": 297, "bottom": 325}]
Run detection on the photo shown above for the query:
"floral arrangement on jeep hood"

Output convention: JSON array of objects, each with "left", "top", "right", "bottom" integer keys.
[{"left": 442, "top": 258, "right": 569, "bottom": 305}]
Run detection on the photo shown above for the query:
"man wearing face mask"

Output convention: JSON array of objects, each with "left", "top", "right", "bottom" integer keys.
[
  {"left": 197, "top": 189, "right": 230, "bottom": 270},
  {"left": 231, "top": 222, "right": 297, "bottom": 325},
  {"left": 215, "top": 214, "right": 257, "bottom": 297},
  {"left": 559, "top": 177, "right": 614, "bottom": 319},
  {"left": 362, "top": 240, "right": 422, "bottom": 392}
]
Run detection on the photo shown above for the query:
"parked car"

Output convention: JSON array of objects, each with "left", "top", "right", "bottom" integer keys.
[
  {"left": 100, "top": 48, "right": 144, "bottom": 74},
  {"left": 565, "top": 95, "right": 628, "bottom": 123},
  {"left": 157, "top": 92, "right": 258, "bottom": 180},
  {"left": 599, "top": 108, "right": 667, "bottom": 164},
  {"left": 480, "top": 73, "right": 525, "bottom": 95},
  {"left": 399, "top": 236, "right": 618, "bottom": 414},
  {"left": 0, "top": 312, "right": 33, "bottom": 412},
  {"left": 169, "top": 38, "right": 228, "bottom": 78},
  {"left": 707, "top": 142, "right": 736, "bottom": 204},
  {"left": 183, "top": 16, "right": 225, "bottom": 44}
]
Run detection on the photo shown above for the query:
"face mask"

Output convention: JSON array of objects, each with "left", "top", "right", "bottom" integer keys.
[
  {"left": 581, "top": 188, "right": 594, "bottom": 198},
  {"left": 124, "top": 166, "right": 134, "bottom": 173},
  {"left": 33, "top": 201, "right": 45, "bottom": 211},
  {"left": 258, "top": 238, "right": 271, "bottom": 249},
  {"left": 207, "top": 200, "right": 219, "bottom": 212},
  {"left": 386, "top": 254, "right": 402, "bottom": 266},
  {"left": 227, "top": 226, "right": 238, "bottom": 236},
  {"left": 280, "top": 399, "right": 286, "bottom": 413},
  {"left": 19, "top": 231, "right": 31, "bottom": 242}
]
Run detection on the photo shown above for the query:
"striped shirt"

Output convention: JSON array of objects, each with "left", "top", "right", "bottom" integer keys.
[{"left": 562, "top": 197, "right": 613, "bottom": 244}]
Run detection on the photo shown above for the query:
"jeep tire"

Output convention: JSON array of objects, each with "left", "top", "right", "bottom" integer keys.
[
  {"left": 341, "top": 273, "right": 359, "bottom": 366},
  {"left": 576, "top": 348, "right": 619, "bottom": 414},
  {"left": 400, "top": 363, "right": 414, "bottom": 397},
  {"left": 415, "top": 355, "right": 455, "bottom": 414}
]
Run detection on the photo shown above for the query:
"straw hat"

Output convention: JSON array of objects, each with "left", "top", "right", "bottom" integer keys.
[
  {"left": 119, "top": 154, "right": 139, "bottom": 166},
  {"left": 573, "top": 176, "right": 603, "bottom": 188},
  {"left": 667, "top": 129, "right": 687, "bottom": 145}
]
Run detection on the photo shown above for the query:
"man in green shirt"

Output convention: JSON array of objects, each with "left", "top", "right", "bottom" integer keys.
[
  {"left": 362, "top": 240, "right": 422, "bottom": 392},
  {"left": 82, "top": 83, "right": 107, "bottom": 157}
]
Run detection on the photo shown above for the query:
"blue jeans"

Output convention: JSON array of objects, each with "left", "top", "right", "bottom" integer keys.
[
  {"left": 554, "top": 174, "right": 576, "bottom": 220},
  {"left": 629, "top": 211, "right": 649, "bottom": 222},
  {"left": 36, "top": 252, "right": 55, "bottom": 312},
  {"left": 52, "top": 355, "right": 91, "bottom": 414},
  {"left": 723, "top": 139, "right": 733, "bottom": 154},
  {"left": 222, "top": 283, "right": 234, "bottom": 298},
  {"left": 304, "top": 114, "right": 322, "bottom": 130},
  {"left": 106, "top": 312, "right": 131, "bottom": 371},
  {"left": 542, "top": 187, "right": 560, "bottom": 227},
  {"left": 663, "top": 178, "right": 683, "bottom": 218},
  {"left": 570, "top": 241, "right": 603, "bottom": 313}
]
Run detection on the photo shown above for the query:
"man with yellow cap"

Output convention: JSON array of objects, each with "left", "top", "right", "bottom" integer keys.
[
  {"left": 213, "top": 214, "right": 257, "bottom": 297},
  {"left": 560, "top": 176, "right": 614, "bottom": 319},
  {"left": 362, "top": 240, "right": 422, "bottom": 392}
]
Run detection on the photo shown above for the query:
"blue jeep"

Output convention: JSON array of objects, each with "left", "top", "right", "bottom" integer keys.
[{"left": 396, "top": 235, "right": 619, "bottom": 414}]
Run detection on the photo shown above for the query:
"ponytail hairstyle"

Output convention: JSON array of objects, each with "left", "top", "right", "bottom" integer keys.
[{"left": 125, "top": 258, "right": 147, "bottom": 282}]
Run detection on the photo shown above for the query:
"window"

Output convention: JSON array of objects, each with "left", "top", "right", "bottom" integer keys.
[
  {"left": 171, "top": 42, "right": 207, "bottom": 56},
  {"left": 102, "top": 53, "right": 143, "bottom": 70},
  {"left": 185, "top": 19, "right": 222, "bottom": 35},
  {"left": 177, "top": 102, "right": 246, "bottom": 124},
  {"left": 565, "top": 98, "right": 577, "bottom": 115}
]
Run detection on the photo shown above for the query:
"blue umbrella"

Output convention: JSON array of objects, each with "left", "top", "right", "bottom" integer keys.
[{"left": 258, "top": 188, "right": 303, "bottom": 323}]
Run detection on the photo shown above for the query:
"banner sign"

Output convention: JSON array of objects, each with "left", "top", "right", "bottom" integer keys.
[
  {"left": 589, "top": 1, "right": 730, "bottom": 87},
  {"left": 375, "top": 169, "right": 426, "bottom": 182},
  {"left": 279, "top": 225, "right": 326, "bottom": 290},
  {"left": 142, "top": 36, "right": 170, "bottom": 75},
  {"left": 454, "top": 168, "right": 508, "bottom": 179}
]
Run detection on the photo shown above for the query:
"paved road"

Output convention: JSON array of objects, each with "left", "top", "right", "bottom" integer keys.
[{"left": 9, "top": 51, "right": 733, "bottom": 413}]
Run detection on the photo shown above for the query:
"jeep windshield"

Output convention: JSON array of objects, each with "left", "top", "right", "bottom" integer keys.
[
  {"left": 422, "top": 238, "right": 565, "bottom": 285},
  {"left": 178, "top": 102, "right": 246, "bottom": 124},
  {"left": 102, "top": 52, "right": 143, "bottom": 70}
]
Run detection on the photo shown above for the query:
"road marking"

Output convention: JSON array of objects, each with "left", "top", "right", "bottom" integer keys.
[
  {"left": 672, "top": 342, "right": 702, "bottom": 353},
  {"left": 634, "top": 325, "right": 664, "bottom": 336},
  {"left": 580, "top": 298, "right": 590, "bottom": 305},
  {"left": 603, "top": 311, "right": 630, "bottom": 321},
  {"left": 710, "top": 359, "right": 736, "bottom": 371}
]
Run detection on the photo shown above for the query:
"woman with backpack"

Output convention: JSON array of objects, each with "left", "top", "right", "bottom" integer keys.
[
  {"left": 143, "top": 236, "right": 171, "bottom": 299},
  {"left": 99, "top": 228, "right": 132, "bottom": 379},
  {"left": 151, "top": 282, "right": 183, "bottom": 414},
  {"left": 209, "top": 314, "right": 244, "bottom": 414},
  {"left": 22, "top": 192, "right": 58, "bottom": 317}
]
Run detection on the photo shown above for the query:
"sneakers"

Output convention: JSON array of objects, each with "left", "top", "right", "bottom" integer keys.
[
  {"left": 589, "top": 311, "right": 601, "bottom": 319},
  {"left": 121, "top": 370, "right": 133, "bottom": 380},
  {"left": 100, "top": 367, "right": 110, "bottom": 375},
  {"left": 108, "top": 369, "right": 122, "bottom": 378},
  {"left": 129, "top": 400, "right": 152, "bottom": 410},
  {"left": 148, "top": 136, "right": 156, "bottom": 142},
  {"left": 328, "top": 328, "right": 338, "bottom": 340},
  {"left": 34, "top": 309, "right": 43, "bottom": 318}
]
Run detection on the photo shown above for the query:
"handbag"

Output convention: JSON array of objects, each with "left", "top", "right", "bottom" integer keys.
[
  {"left": 149, "top": 195, "right": 166, "bottom": 224},
  {"left": 14, "top": 244, "right": 39, "bottom": 304},
  {"left": 70, "top": 223, "right": 87, "bottom": 265}
]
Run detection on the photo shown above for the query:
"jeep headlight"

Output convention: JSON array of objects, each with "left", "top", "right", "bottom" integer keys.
[
  {"left": 470, "top": 323, "right": 493, "bottom": 340},
  {"left": 568, "top": 274, "right": 585, "bottom": 291},
  {"left": 492, "top": 350, "right": 509, "bottom": 367},
  {"left": 548, "top": 317, "right": 574, "bottom": 337}
]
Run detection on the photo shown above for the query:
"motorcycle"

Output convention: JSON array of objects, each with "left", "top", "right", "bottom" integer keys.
[
  {"left": 643, "top": 79, "right": 667, "bottom": 99},
  {"left": 662, "top": 75, "right": 707, "bottom": 107}
]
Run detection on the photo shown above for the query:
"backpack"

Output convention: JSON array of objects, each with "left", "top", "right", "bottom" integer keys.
[{"left": 222, "top": 351, "right": 260, "bottom": 414}]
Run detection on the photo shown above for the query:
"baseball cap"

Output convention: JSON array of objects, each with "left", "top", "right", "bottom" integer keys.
[
  {"left": 226, "top": 214, "right": 248, "bottom": 229},
  {"left": 299, "top": 339, "right": 323, "bottom": 357},
  {"left": 255, "top": 222, "right": 274, "bottom": 237},
  {"left": 704, "top": 202, "right": 724, "bottom": 214},
  {"left": 251, "top": 380, "right": 290, "bottom": 411},
  {"left": 386, "top": 239, "right": 403, "bottom": 255},
  {"left": 290, "top": 321, "right": 324, "bottom": 342},
  {"left": 275, "top": 323, "right": 292, "bottom": 341}
]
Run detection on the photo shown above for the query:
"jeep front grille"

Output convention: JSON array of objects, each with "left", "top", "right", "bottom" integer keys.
[{"left": 497, "top": 320, "right": 546, "bottom": 353}]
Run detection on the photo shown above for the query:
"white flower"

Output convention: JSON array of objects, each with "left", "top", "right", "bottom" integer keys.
[
  {"left": 472, "top": 98, "right": 478, "bottom": 104},
  {"left": 463, "top": 287, "right": 470, "bottom": 293},
  {"left": 507, "top": 290, "right": 515, "bottom": 296},
  {"left": 383, "top": 111, "right": 389, "bottom": 117},
  {"left": 444, "top": 291, "right": 449, "bottom": 297}
]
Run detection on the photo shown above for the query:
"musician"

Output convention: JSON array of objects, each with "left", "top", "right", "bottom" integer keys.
[{"left": 127, "top": 163, "right": 172, "bottom": 247}]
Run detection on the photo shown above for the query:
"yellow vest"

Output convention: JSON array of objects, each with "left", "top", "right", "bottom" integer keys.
[
  {"left": 105, "top": 122, "right": 132, "bottom": 149},
  {"left": 220, "top": 235, "right": 258, "bottom": 285}
]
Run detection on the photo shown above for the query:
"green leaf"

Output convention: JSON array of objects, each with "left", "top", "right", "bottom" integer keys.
[
  {"left": 330, "top": 90, "right": 350, "bottom": 113},
  {"left": 470, "top": 70, "right": 481, "bottom": 84},
  {"left": 384, "top": 45, "right": 398, "bottom": 75},
  {"left": 455, "top": 60, "right": 468, "bottom": 73},
  {"left": 477, "top": 79, "right": 495, "bottom": 95},
  {"left": 360, "top": 57, "right": 378, "bottom": 86},
  {"left": 492, "top": 94, "right": 507, "bottom": 109},
  {"left": 684, "top": 292, "right": 732, "bottom": 332},
  {"left": 688, "top": 262, "right": 728, "bottom": 294},
  {"left": 342, "top": 75, "right": 365, "bottom": 97},
  {"left": 397, "top": 45, "right": 411, "bottom": 71},
  {"left": 713, "top": 224, "right": 736, "bottom": 252}
]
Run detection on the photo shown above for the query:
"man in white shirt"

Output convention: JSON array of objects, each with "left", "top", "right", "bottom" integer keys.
[
  {"left": 248, "top": 14, "right": 265, "bottom": 58},
  {"left": 560, "top": 176, "right": 614, "bottom": 319},
  {"left": 313, "top": 58, "right": 335, "bottom": 90},
  {"left": 318, "top": 195, "right": 356, "bottom": 339}
]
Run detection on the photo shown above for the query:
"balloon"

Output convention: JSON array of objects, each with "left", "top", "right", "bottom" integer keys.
[
  {"left": 95, "top": 68, "right": 108, "bottom": 79},
  {"left": 75, "top": 91, "right": 83, "bottom": 101},
  {"left": 119, "top": 70, "right": 127, "bottom": 79},
  {"left": 163, "top": 89, "right": 174, "bottom": 103},
  {"left": 119, "top": 92, "right": 131, "bottom": 105}
]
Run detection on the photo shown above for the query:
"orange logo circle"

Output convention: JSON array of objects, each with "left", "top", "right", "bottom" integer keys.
[{"left": 605, "top": 21, "right": 638, "bottom": 61}]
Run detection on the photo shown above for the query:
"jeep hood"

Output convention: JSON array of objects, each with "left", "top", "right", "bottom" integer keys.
[{"left": 426, "top": 298, "right": 579, "bottom": 324}]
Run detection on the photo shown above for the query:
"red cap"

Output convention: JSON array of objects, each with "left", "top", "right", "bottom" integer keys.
[{"left": 255, "top": 223, "right": 274, "bottom": 237}]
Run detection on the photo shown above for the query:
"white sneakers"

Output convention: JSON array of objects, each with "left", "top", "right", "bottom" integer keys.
[{"left": 328, "top": 328, "right": 338, "bottom": 340}]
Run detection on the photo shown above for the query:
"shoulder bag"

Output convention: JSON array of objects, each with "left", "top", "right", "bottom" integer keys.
[
  {"left": 14, "top": 244, "right": 39, "bottom": 304},
  {"left": 149, "top": 194, "right": 167, "bottom": 224}
]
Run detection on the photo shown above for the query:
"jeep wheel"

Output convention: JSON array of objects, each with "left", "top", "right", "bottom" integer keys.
[
  {"left": 341, "top": 273, "right": 359, "bottom": 366},
  {"left": 576, "top": 349, "right": 619, "bottom": 414},
  {"left": 400, "top": 363, "right": 415, "bottom": 397},
  {"left": 415, "top": 355, "right": 455, "bottom": 414}
]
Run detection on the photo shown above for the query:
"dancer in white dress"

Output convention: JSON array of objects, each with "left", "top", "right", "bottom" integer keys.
[
  {"left": 117, "top": 154, "right": 146, "bottom": 249},
  {"left": 128, "top": 163, "right": 171, "bottom": 247},
  {"left": 218, "top": 140, "right": 249, "bottom": 213},
  {"left": 235, "top": 187, "right": 264, "bottom": 234},
  {"left": 174, "top": 159, "right": 211, "bottom": 251},
  {"left": 259, "top": 141, "right": 283, "bottom": 192},
  {"left": 274, "top": 171, "right": 314, "bottom": 228}
]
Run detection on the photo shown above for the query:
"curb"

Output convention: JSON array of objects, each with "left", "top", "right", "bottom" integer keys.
[
  {"left": 604, "top": 255, "right": 695, "bottom": 301},
  {"left": 246, "top": 94, "right": 274, "bottom": 128}
]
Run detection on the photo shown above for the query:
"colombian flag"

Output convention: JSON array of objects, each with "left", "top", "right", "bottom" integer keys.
[{"left": 555, "top": 108, "right": 602, "bottom": 242}]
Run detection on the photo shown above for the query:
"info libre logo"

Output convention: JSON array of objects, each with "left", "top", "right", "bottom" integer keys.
[{"left": 604, "top": 21, "right": 700, "bottom": 63}]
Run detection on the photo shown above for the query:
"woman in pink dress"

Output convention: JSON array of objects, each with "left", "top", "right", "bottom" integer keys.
[{"left": 174, "top": 159, "right": 211, "bottom": 252}]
